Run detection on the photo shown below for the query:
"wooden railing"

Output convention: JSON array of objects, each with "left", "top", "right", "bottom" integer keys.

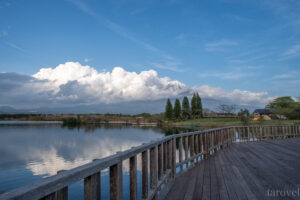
[{"left": 0, "top": 125, "right": 299, "bottom": 200}]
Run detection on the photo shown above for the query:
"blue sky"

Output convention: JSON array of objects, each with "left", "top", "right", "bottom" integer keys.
[{"left": 0, "top": 0, "right": 299, "bottom": 112}]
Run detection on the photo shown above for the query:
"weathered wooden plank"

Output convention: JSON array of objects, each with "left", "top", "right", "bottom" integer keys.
[
  {"left": 214, "top": 153, "right": 229, "bottom": 200},
  {"left": 189, "top": 135, "right": 194, "bottom": 166},
  {"left": 171, "top": 138, "right": 176, "bottom": 177},
  {"left": 130, "top": 156, "right": 137, "bottom": 200},
  {"left": 209, "top": 155, "right": 219, "bottom": 200},
  {"left": 141, "top": 150, "right": 148, "bottom": 199},
  {"left": 150, "top": 148, "right": 157, "bottom": 188},
  {"left": 192, "top": 159, "right": 205, "bottom": 199},
  {"left": 167, "top": 140, "right": 172, "bottom": 171},
  {"left": 184, "top": 136, "right": 189, "bottom": 168},
  {"left": 195, "top": 134, "right": 198, "bottom": 162},
  {"left": 158, "top": 143, "right": 163, "bottom": 180},
  {"left": 110, "top": 162, "right": 122, "bottom": 200},
  {"left": 204, "top": 132, "right": 208, "bottom": 159},
  {"left": 84, "top": 172, "right": 100, "bottom": 200},
  {"left": 178, "top": 137, "right": 183, "bottom": 171},
  {"left": 150, "top": 146, "right": 157, "bottom": 200},
  {"left": 201, "top": 156, "right": 210, "bottom": 200},
  {"left": 163, "top": 142, "right": 167, "bottom": 174},
  {"left": 229, "top": 145, "right": 269, "bottom": 199}
]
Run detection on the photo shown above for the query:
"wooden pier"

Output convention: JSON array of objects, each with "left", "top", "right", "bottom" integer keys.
[
  {"left": 0, "top": 125, "right": 299, "bottom": 200},
  {"left": 164, "top": 138, "right": 300, "bottom": 200}
]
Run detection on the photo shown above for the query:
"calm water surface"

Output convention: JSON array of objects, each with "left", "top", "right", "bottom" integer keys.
[{"left": 0, "top": 122, "right": 195, "bottom": 199}]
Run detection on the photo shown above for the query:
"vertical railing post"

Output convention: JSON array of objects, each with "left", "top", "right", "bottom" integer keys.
[
  {"left": 179, "top": 137, "right": 183, "bottom": 171},
  {"left": 190, "top": 135, "right": 194, "bottom": 166},
  {"left": 212, "top": 131, "right": 215, "bottom": 153},
  {"left": 85, "top": 172, "right": 100, "bottom": 200},
  {"left": 210, "top": 131, "right": 213, "bottom": 153},
  {"left": 163, "top": 142, "right": 167, "bottom": 174},
  {"left": 142, "top": 150, "right": 148, "bottom": 199},
  {"left": 233, "top": 127, "right": 236, "bottom": 143},
  {"left": 221, "top": 130, "right": 224, "bottom": 149},
  {"left": 172, "top": 138, "right": 176, "bottom": 177},
  {"left": 110, "top": 162, "right": 122, "bottom": 200},
  {"left": 195, "top": 134, "right": 199, "bottom": 162},
  {"left": 158, "top": 143, "right": 163, "bottom": 180},
  {"left": 150, "top": 146, "right": 157, "bottom": 199},
  {"left": 167, "top": 139, "right": 172, "bottom": 175},
  {"left": 184, "top": 136, "right": 189, "bottom": 167},
  {"left": 130, "top": 156, "right": 137, "bottom": 200},
  {"left": 199, "top": 134, "right": 203, "bottom": 159},
  {"left": 204, "top": 132, "right": 208, "bottom": 159},
  {"left": 247, "top": 126, "right": 250, "bottom": 142},
  {"left": 293, "top": 125, "right": 296, "bottom": 138}
]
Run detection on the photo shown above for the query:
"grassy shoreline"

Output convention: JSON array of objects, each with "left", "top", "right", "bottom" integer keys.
[{"left": 169, "top": 118, "right": 300, "bottom": 128}]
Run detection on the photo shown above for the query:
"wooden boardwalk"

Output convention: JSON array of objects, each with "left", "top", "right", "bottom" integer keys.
[{"left": 165, "top": 138, "right": 300, "bottom": 200}]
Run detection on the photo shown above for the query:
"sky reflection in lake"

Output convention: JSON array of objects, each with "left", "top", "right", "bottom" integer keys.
[{"left": 0, "top": 124, "right": 193, "bottom": 198}]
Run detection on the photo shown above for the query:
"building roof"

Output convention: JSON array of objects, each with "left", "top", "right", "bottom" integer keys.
[{"left": 254, "top": 109, "right": 272, "bottom": 115}]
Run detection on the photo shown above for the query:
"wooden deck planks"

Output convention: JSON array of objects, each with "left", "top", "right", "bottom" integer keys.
[{"left": 164, "top": 138, "right": 300, "bottom": 200}]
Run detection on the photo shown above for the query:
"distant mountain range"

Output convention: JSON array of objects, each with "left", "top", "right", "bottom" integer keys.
[{"left": 0, "top": 98, "right": 260, "bottom": 114}]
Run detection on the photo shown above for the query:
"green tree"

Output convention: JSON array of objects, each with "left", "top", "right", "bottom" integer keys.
[
  {"left": 173, "top": 99, "right": 181, "bottom": 119},
  {"left": 182, "top": 96, "right": 190, "bottom": 119},
  {"left": 191, "top": 93, "right": 197, "bottom": 118},
  {"left": 191, "top": 93, "right": 203, "bottom": 118},
  {"left": 238, "top": 109, "right": 251, "bottom": 124},
  {"left": 165, "top": 99, "right": 173, "bottom": 120},
  {"left": 266, "top": 96, "right": 297, "bottom": 118},
  {"left": 196, "top": 93, "right": 203, "bottom": 118}
]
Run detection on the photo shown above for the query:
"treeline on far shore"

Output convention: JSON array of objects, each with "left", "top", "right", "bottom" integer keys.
[{"left": 0, "top": 113, "right": 165, "bottom": 125}]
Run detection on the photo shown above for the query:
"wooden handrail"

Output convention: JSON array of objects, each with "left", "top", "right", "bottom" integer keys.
[{"left": 0, "top": 125, "right": 299, "bottom": 200}]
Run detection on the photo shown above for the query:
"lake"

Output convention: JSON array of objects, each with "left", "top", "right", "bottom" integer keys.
[{"left": 0, "top": 122, "right": 195, "bottom": 199}]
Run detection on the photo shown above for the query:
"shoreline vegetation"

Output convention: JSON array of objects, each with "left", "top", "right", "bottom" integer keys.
[
  {"left": 1, "top": 96, "right": 299, "bottom": 128},
  {"left": 1, "top": 113, "right": 300, "bottom": 128}
]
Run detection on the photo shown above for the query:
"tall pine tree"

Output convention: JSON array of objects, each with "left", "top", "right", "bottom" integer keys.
[
  {"left": 174, "top": 99, "right": 181, "bottom": 119},
  {"left": 182, "top": 96, "right": 190, "bottom": 119},
  {"left": 191, "top": 93, "right": 197, "bottom": 118},
  {"left": 165, "top": 99, "right": 173, "bottom": 120},
  {"left": 196, "top": 93, "right": 203, "bottom": 118}
]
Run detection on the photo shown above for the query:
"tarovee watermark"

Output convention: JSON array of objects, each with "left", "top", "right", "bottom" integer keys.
[{"left": 267, "top": 188, "right": 300, "bottom": 197}]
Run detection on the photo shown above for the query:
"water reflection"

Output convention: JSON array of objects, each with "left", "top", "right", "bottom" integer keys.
[{"left": 0, "top": 123, "right": 195, "bottom": 193}]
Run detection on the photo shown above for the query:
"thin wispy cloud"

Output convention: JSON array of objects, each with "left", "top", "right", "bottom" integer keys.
[
  {"left": 199, "top": 71, "right": 251, "bottom": 80},
  {"left": 4, "top": 41, "right": 27, "bottom": 53},
  {"left": 281, "top": 44, "right": 300, "bottom": 59},
  {"left": 151, "top": 62, "right": 184, "bottom": 72},
  {"left": 67, "top": 0, "right": 181, "bottom": 71},
  {"left": 272, "top": 70, "right": 300, "bottom": 79},
  {"left": 205, "top": 39, "right": 238, "bottom": 52}
]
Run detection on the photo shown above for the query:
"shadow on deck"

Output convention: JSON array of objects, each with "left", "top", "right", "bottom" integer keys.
[{"left": 164, "top": 138, "right": 300, "bottom": 200}]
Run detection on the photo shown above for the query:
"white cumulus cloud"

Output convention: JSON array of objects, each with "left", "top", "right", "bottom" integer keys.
[
  {"left": 0, "top": 62, "right": 274, "bottom": 110},
  {"left": 32, "top": 62, "right": 189, "bottom": 103}
]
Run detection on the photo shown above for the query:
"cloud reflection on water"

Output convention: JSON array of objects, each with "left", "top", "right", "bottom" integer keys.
[{"left": 0, "top": 125, "right": 163, "bottom": 177}]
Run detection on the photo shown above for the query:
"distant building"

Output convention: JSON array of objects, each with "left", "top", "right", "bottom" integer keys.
[{"left": 253, "top": 109, "right": 272, "bottom": 117}]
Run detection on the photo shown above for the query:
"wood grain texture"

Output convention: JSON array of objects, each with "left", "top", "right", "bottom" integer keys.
[{"left": 164, "top": 138, "right": 300, "bottom": 200}]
